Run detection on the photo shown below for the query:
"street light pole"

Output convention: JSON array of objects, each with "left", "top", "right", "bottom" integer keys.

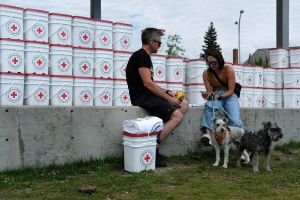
[{"left": 235, "top": 10, "right": 244, "bottom": 64}]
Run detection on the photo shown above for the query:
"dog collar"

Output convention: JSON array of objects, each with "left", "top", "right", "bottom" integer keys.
[{"left": 216, "top": 127, "right": 232, "bottom": 145}]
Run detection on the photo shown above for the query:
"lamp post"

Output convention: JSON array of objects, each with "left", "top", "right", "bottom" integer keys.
[{"left": 235, "top": 10, "right": 244, "bottom": 64}]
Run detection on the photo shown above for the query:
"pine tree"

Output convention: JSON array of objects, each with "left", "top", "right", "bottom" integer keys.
[{"left": 200, "top": 22, "right": 222, "bottom": 58}]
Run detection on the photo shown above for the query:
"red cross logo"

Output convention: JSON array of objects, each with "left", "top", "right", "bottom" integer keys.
[
  {"left": 82, "top": 64, "right": 88, "bottom": 71},
  {"left": 102, "top": 36, "right": 108, "bottom": 43},
  {"left": 10, "top": 91, "right": 18, "bottom": 99},
  {"left": 123, "top": 38, "right": 128, "bottom": 46},
  {"left": 103, "top": 94, "right": 109, "bottom": 101},
  {"left": 61, "top": 92, "right": 68, "bottom": 99},
  {"left": 36, "top": 59, "right": 43, "bottom": 66},
  {"left": 123, "top": 95, "right": 128, "bottom": 101},
  {"left": 12, "top": 57, "right": 19, "bottom": 65},
  {"left": 61, "top": 62, "right": 67, "bottom": 69},
  {"left": 140, "top": 150, "right": 153, "bottom": 166},
  {"left": 83, "top": 93, "right": 89, "bottom": 99},
  {"left": 61, "top": 31, "right": 66, "bottom": 38},
  {"left": 158, "top": 69, "right": 162, "bottom": 75},
  {"left": 175, "top": 70, "right": 180, "bottom": 78},
  {"left": 103, "top": 64, "right": 109, "bottom": 72},
  {"left": 36, "top": 27, "right": 43, "bottom": 34},
  {"left": 11, "top": 24, "right": 18, "bottom": 31},
  {"left": 82, "top": 34, "right": 89, "bottom": 41},
  {"left": 37, "top": 92, "right": 44, "bottom": 99},
  {"left": 144, "top": 154, "right": 151, "bottom": 162}
]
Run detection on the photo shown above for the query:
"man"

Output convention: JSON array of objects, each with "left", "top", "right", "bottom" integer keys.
[{"left": 126, "top": 28, "right": 189, "bottom": 167}]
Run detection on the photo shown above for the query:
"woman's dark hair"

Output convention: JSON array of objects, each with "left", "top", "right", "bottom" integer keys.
[
  {"left": 141, "top": 28, "right": 163, "bottom": 44},
  {"left": 206, "top": 49, "right": 225, "bottom": 69}
]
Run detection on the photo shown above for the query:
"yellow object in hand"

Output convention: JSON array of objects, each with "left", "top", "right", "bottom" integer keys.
[{"left": 175, "top": 90, "right": 185, "bottom": 102}]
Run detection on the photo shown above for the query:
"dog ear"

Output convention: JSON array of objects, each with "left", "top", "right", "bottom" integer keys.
[
  {"left": 223, "top": 117, "right": 228, "bottom": 124},
  {"left": 262, "top": 121, "right": 272, "bottom": 129},
  {"left": 213, "top": 117, "right": 217, "bottom": 124}
]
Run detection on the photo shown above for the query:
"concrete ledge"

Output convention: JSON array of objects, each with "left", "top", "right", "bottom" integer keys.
[{"left": 0, "top": 106, "right": 299, "bottom": 171}]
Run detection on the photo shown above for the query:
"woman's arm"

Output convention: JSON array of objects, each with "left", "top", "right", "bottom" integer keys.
[
  {"left": 202, "top": 69, "right": 213, "bottom": 99},
  {"left": 218, "top": 65, "right": 235, "bottom": 99}
]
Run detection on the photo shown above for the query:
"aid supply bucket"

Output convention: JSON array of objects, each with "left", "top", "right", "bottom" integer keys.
[
  {"left": 113, "top": 80, "right": 131, "bottom": 106},
  {"left": 49, "top": 44, "right": 73, "bottom": 76},
  {"left": 269, "top": 48, "right": 289, "bottom": 68},
  {"left": 183, "top": 60, "right": 187, "bottom": 84},
  {"left": 72, "top": 16, "right": 94, "bottom": 48},
  {"left": 24, "top": 8, "right": 49, "bottom": 42},
  {"left": 151, "top": 54, "right": 166, "bottom": 82},
  {"left": 262, "top": 88, "right": 276, "bottom": 108},
  {"left": 113, "top": 22, "right": 133, "bottom": 51},
  {"left": 0, "top": 38, "right": 24, "bottom": 73},
  {"left": 123, "top": 132, "right": 158, "bottom": 173},
  {"left": 186, "top": 84, "right": 206, "bottom": 106},
  {"left": 73, "top": 47, "right": 94, "bottom": 77},
  {"left": 243, "top": 66, "right": 254, "bottom": 87},
  {"left": 0, "top": 4, "right": 24, "bottom": 40},
  {"left": 252, "top": 88, "right": 263, "bottom": 108},
  {"left": 94, "top": 48, "right": 114, "bottom": 78},
  {"left": 186, "top": 59, "right": 206, "bottom": 84},
  {"left": 263, "top": 67, "right": 276, "bottom": 88},
  {"left": 275, "top": 68, "right": 283, "bottom": 89},
  {"left": 283, "top": 89, "right": 300, "bottom": 108},
  {"left": 241, "top": 87, "right": 253, "bottom": 108},
  {"left": 166, "top": 56, "right": 184, "bottom": 83},
  {"left": 49, "top": 13, "right": 72, "bottom": 45},
  {"left": 25, "top": 41, "right": 49, "bottom": 74},
  {"left": 24, "top": 74, "right": 49, "bottom": 105},
  {"left": 289, "top": 48, "right": 300, "bottom": 67},
  {"left": 50, "top": 76, "right": 73, "bottom": 106},
  {"left": 94, "top": 79, "right": 113, "bottom": 106},
  {"left": 283, "top": 68, "right": 300, "bottom": 88},
  {"left": 73, "top": 77, "right": 94, "bottom": 106},
  {"left": 156, "top": 29, "right": 166, "bottom": 55},
  {"left": 233, "top": 65, "right": 244, "bottom": 85},
  {"left": 94, "top": 19, "right": 113, "bottom": 49},
  {"left": 253, "top": 66, "right": 264, "bottom": 88},
  {"left": 0, "top": 74, "right": 24, "bottom": 105},
  {"left": 113, "top": 51, "right": 132, "bottom": 79},
  {"left": 275, "top": 89, "right": 283, "bottom": 108}
]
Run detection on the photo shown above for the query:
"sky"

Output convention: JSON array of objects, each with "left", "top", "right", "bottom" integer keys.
[{"left": 2, "top": 0, "right": 299, "bottom": 63}]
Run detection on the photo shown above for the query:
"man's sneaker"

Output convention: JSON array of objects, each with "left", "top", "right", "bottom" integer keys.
[
  {"left": 200, "top": 134, "right": 212, "bottom": 146},
  {"left": 155, "top": 150, "right": 167, "bottom": 168}
]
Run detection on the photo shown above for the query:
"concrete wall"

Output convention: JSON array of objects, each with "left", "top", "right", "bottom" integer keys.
[{"left": 0, "top": 106, "right": 299, "bottom": 171}]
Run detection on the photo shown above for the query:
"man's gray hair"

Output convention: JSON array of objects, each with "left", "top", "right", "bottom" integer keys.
[{"left": 141, "top": 28, "right": 164, "bottom": 44}]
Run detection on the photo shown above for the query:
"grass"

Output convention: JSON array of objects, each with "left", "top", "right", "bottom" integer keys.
[{"left": 0, "top": 142, "right": 300, "bottom": 200}]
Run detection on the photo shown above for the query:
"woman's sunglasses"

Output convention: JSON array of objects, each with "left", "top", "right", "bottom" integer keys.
[{"left": 206, "top": 61, "right": 218, "bottom": 66}]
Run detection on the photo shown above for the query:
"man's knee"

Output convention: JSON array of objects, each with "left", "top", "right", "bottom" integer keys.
[
  {"left": 180, "top": 99, "right": 189, "bottom": 113},
  {"left": 170, "top": 110, "right": 184, "bottom": 124}
]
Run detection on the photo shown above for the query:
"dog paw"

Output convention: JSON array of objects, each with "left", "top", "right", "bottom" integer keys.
[
  {"left": 252, "top": 169, "right": 259, "bottom": 173},
  {"left": 266, "top": 168, "right": 272, "bottom": 172},
  {"left": 213, "top": 162, "right": 219, "bottom": 167},
  {"left": 222, "top": 164, "right": 228, "bottom": 168}
]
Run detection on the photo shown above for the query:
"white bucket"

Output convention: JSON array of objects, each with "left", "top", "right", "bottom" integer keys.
[
  {"left": 166, "top": 83, "right": 185, "bottom": 93},
  {"left": 94, "top": 79, "right": 113, "bottom": 106},
  {"left": 72, "top": 16, "right": 94, "bottom": 48},
  {"left": 253, "top": 66, "right": 264, "bottom": 88},
  {"left": 283, "top": 68, "right": 300, "bottom": 88},
  {"left": 166, "top": 56, "right": 184, "bottom": 83},
  {"left": 269, "top": 48, "right": 289, "bottom": 68},
  {"left": 24, "top": 74, "right": 49, "bottom": 105},
  {"left": 262, "top": 89, "right": 276, "bottom": 108},
  {"left": 94, "top": 19, "right": 113, "bottom": 49},
  {"left": 151, "top": 54, "right": 166, "bottom": 82},
  {"left": 73, "top": 47, "right": 94, "bottom": 77},
  {"left": 283, "top": 89, "right": 300, "bottom": 108},
  {"left": 241, "top": 88, "right": 253, "bottom": 108},
  {"left": 123, "top": 132, "right": 157, "bottom": 172},
  {"left": 0, "top": 74, "right": 24, "bottom": 105},
  {"left": 113, "top": 80, "right": 131, "bottom": 106},
  {"left": 113, "top": 51, "right": 132, "bottom": 79},
  {"left": 187, "top": 84, "right": 205, "bottom": 106},
  {"left": 233, "top": 65, "right": 244, "bottom": 85},
  {"left": 183, "top": 60, "right": 187, "bottom": 84},
  {"left": 263, "top": 67, "right": 276, "bottom": 88},
  {"left": 242, "top": 66, "right": 254, "bottom": 87},
  {"left": 49, "top": 44, "right": 73, "bottom": 76},
  {"left": 186, "top": 59, "right": 206, "bottom": 84},
  {"left": 50, "top": 76, "right": 73, "bottom": 106},
  {"left": 0, "top": 38, "right": 24, "bottom": 73},
  {"left": 252, "top": 88, "right": 264, "bottom": 108},
  {"left": 24, "top": 8, "right": 49, "bottom": 42},
  {"left": 49, "top": 13, "right": 72, "bottom": 45},
  {"left": 289, "top": 48, "right": 300, "bottom": 67},
  {"left": 94, "top": 48, "right": 114, "bottom": 78},
  {"left": 275, "top": 68, "right": 283, "bottom": 88},
  {"left": 275, "top": 89, "right": 283, "bottom": 108},
  {"left": 156, "top": 29, "right": 166, "bottom": 55},
  {"left": 113, "top": 22, "right": 133, "bottom": 51},
  {"left": 25, "top": 41, "right": 49, "bottom": 74},
  {"left": 0, "top": 4, "right": 24, "bottom": 40},
  {"left": 73, "top": 78, "right": 94, "bottom": 106}
]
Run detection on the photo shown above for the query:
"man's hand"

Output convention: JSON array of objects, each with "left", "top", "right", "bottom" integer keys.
[{"left": 168, "top": 96, "right": 181, "bottom": 108}]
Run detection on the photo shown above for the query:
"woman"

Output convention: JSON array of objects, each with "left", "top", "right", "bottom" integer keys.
[{"left": 200, "top": 49, "right": 243, "bottom": 146}]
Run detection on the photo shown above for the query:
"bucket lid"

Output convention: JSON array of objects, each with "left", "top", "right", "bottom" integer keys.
[
  {"left": 167, "top": 56, "right": 183, "bottom": 59},
  {"left": 24, "top": 40, "right": 49, "bottom": 45},
  {"left": 94, "top": 47, "right": 113, "bottom": 51},
  {"left": 123, "top": 131, "right": 160, "bottom": 137},
  {"left": 49, "top": 12, "right": 72, "bottom": 18},
  {"left": 113, "top": 50, "right": 132, "bottom": 54},
  {"left": 113, "top": 22, "right": 133, "bottom": 27},
  {"left": 50, "top": 44, "right": 73, "bottom": 48},
  {"left": 0, "top": 38, "right": 25, "bottom": 43},
  {"left": 73, "top": 46, "right": 95, "bottom": 51},
  {"left": 72, "top": 16, "right": 94, "bottom": 21},
  {"left": 24, "top": 8, "right": 49, "bottom": 14},
  {"left": 94, "top": 19, "right": 113, "bottom": 23},
  {"left": 0, "top": 4, "right": 24, "bottom": 10},
  {"left": 187, "top": 58, "right": 205, "bottom": 63}
]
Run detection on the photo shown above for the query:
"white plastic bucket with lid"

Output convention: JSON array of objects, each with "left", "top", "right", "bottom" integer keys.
[
  {"left": 242, "top": 66, "right": 254, "bottom": 87},
  {"left": 94, "top": 79, "right": 113, "bottom": 106},
  {"left": 187, "top": 84, "right": 205, "bottom": 106},
  {"left": 113, "top": 51, "right": 132, "bottom": 79},
  {"left": 0, "top": 74, "right": 24, "bottom": 105},
  {"left": 0, "top": 4, "right": 24, "bottom": 40},
  {"left": 263, "top": 67, "right": 276, "bottom": 88},
  {"left": 253, "top": 66, "right": 264, "bottom": 88},
  {"left": 252, "top": 88, "right": 263, "bottom": 108},
  {"left": 262, "top": 88, "right": 276, "bottom": 108},
  {"left": 275, "top": 89, "right": 283, "bottom": 108},
  {"left": 25, "top": 41, "right": 49, "bottom": 74},
  {"left": 49, "top": 13, "right": 72, "bottom": 45},
  {"left": 283, "top": 68, "right": 300, "bottom": 88},
  {"left": 24, "top": 8, "right": 49, "bottom": 42},
  {"left": 123, "top": 132, "right": 158, "bottom": 172},
  {"left": 186, "top": 59, "right": 206, "bottom": 84},
  {"left": 151, "top": 54, "right": 166, "bottom": 82},
  {"left": 241, "top": 87, "right": 253, "bottom": 108},
  {"left": 289, "top": 48, "right": 300, "bottom": 67},
  {"left": 50, "top": 76, "right": 73, "bottom": 106},
  {"left": 233, "top": 65, "right": 244, "bottom": 85},
  {"left": 49, "top": 44, "right": 73, "bottom": 76},
  {"left": 113, "top": 80, "right": 131, "bottom": 106},
  {"left": 275, "top": 68, "right": 283, "bottom": 88},
  {"left": 72, "top": 16, "right": 94, "bottom": 48},
  {"left": 113, "top": 22, "right": 133, "bottom": 51},
  {"left": 0, "top": 38, "right": 24, "bottom": 73},
  {"left": 156, "top": 29, "right": 166, "bottom": 55},
  {"left": 183, "top": 60, "right": 187, "bottom": 84},
  {"left": 73, "top": 47, "right": 94, "bottom": 77},
  {"left": 269, "top": 48, "right": 289, "bottom": 68},
  {"left": 94, "top": 19, "right": 113, "bottom": 49},
  {"left": 94, "top": 48, "right": 114, "bottom": 78},
  {"left": 283, "top": 89, "right": 300, "bottom": 108},
  {"left": 166, "top": 56, "right": 184, "bottom": 83},
  {"left": 24, "top": 74, "right": 49, "bottom": 105},
  {"left": 73, "top": 77, "right": 94, "bottom": 106}
]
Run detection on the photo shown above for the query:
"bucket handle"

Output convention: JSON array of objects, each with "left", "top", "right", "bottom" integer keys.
[
  {"left": 112, "top": 33, "right": 128, "bottom": 45},
  {"left": 23, "top": 82, "right": 43, "bottom": 99},
  {"left": 263, "top": 96, "right": 283, "bottom": 104},
  {"left": 188, "top": 72, "right": 202, "bottom": 79},
  {"left": 48, "top": 23, "right": 65, "bottom": 38},
  {"left": 0, "top": 81, "right": 16, "bottom": 97},
  {"left": 94, "top": 57, "right": 112, "bottom": 69},
  {"left": 49, "top": 83, "right": 71, "bottom": 100},
  {"left": 263, "top": 76, "right": 281, "bottom": 83},
  {"left": 0, "top": 15, "right": 16, "bottom": 28},
  {"left": 23, "top": 19, "right": 40, "bottom": 33}
]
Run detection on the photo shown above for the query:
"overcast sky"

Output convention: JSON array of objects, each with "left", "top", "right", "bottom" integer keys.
[{"left": 2, "top": 0, "right": 299, "bottom": 63}]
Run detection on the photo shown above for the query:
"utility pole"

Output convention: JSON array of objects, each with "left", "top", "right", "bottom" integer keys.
[
  {"left": 91, "top": 0, "right": 101, "bottom": 19},
  {"left": 276, "top": 0, "right": 289, "bottom": 48}
]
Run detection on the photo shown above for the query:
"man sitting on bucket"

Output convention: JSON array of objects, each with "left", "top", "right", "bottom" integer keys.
[{"left": 126, "top": 27, "right": 189, "bottom": 167}]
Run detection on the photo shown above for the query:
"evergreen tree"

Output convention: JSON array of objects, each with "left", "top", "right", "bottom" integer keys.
[
  {"left": 166, "top": 34, "right": 185, "bottom": 56},
  {"left": 200, "top": 22, "right": 222, "bottom": 58}
]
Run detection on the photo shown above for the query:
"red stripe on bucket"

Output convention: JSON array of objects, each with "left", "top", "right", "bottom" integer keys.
[
  {"left": 49, "top": 13, "right": 73, "bottom": 18},
  {"left": 24, "top": 8, "right": 49, "bottom": 14},
  {"left": 0, "top": 4, "right": 24, "bottom": 10},
  {"left": 123, "top": 131, "right": 160, "bottom": 137}
]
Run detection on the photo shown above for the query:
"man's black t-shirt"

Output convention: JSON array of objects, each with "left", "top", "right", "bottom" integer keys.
[{"left": 126, "top": 48, "right": 154, "bottom": 104}]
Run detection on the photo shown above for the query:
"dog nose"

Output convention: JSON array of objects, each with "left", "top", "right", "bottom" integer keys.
[
  {"left": 221, "top": 128, "right": 224, "bottom": 132},
  {"left": 279, "top": 134, "right": 283, "bottom": 138}
]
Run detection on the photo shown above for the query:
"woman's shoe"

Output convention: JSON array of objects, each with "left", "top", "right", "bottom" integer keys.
[{"left": 200, "top": 134, "right": 212, "bottom": 146}]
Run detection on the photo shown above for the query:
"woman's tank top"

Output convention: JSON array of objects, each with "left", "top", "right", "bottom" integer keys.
[{"left": 207, "top": 66, "right": 229, "bottom": 90}]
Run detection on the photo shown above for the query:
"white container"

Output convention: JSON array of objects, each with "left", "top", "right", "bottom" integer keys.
[
  {"left": 49, "top": 13, "right": 72, "bottom": 45},
  {"left": 253, "top": 66, "right": 264, "bottom": 88},
  {"left": 233, "top": 65, "right": 244, "bottom": 85},
  {"left": 113, "top": 22, "right": 133, "bottom": 51},
  {"left": 151, "top": 54, "right": 166, "bottom": 82},
  {"left": 24, "top": 8, "right": 49, "bottom": 42},
  {"left": 183, "top": 60, "right": 187, "bottom": 84},
  {"left": 275, "top": 89, "right": 283, "bottom": 108},
  {"left": 166, "top": 83, "right": 185, "bottom": 92},
  {"left": 25, "top": 41, "right": 49, "bottom": 74},
  {"left": 283, "top": 89, "right": 300, "bottom": 108},
  {"left": 49, "top": 44, "right": 73, "bottom": 76},
  {"left": 156, "top": 29, "right": 166, "bottom": 55},
  {"left": 0, "top": 4, "right": 24, "bottom": 39},
  {"left": 166, "top": 56, "right": 184, "bottom": 83},
  {"left": 289, "top": 48, "right": 300, "bottom": 67},
  {"left": 73, "top": 77, "right": 94, "bottom": 106},
  {"left": 242, "top": 66, "right": 254, "bottom": 87},
  {"left": 0, "top": 38, "right": 24, "bottom": 73},
  {"left": 187, "top": 84, "right": 205, "bottom": 106},
  {"left": 275, "top": 68, "right": 283, "bottom": 89},
  {"left": 283, "top": 67, "right": 300, "bottom": 88},
  {"left": 113, "top": 80, "right": 131, "bottom": 106},
  {"left": 241, "top": 88, "right": 253, "bottom": 108},
  {"left": 0, "top": 74, "right": 24, "bottom": 105},
  {"left": 24, "top": 74, "right": 49, "bottom": 105},
  {"left": 113, "top": 51, "right": 132, "bottom": 79},
  {"left": 263, "top": 67, "right": 276, "bottom": 88},
  {"left": 73, "top": 47, "right": 94, "bottom": 77},
  {"left": 252, "top": 88, "right": 264, "bottom": 108},
  {"left": 72, "top": 16, "right": 94, "bottom": 48},
  {"left": 94, "top": 79, "right": 113, "bottom": 106},
  {"left": 123, "top": 132, "right": 157, "bottom": 173},
  {"left": 94, "top": 48, "right": 114, "bottom": 78},
  {"left": 94, "top": 19, "right": 113, "bottom": 49},
  {"left": 186, "top": 59, "right": 206, "bottom": 84},
  {"left": 269, "top": 48, "right": 289, "bottom": 68},
  {"left": 263, "top": 89, "right": 276, "bottom": 108},
  {"left": 50, "top": 76, "right": 73, "bottom": 106}
]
